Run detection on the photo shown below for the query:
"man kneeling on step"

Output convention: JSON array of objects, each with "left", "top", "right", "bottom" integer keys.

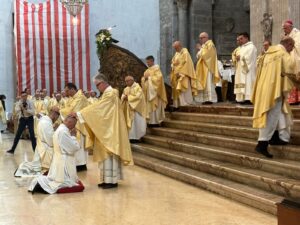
[{"left": 28, "top": 113, "right": 84, "bottom": 194}]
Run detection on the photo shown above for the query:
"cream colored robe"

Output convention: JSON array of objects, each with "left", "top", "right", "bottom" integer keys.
[
  {"left": 195, "top": 40, "right": 220, "bottom": 103},
  {"left": 77, "top": 86, "right": 133, "bottom": 165},
  {"left": 170, "top": 48, "right": 198, "bottom": 107},
  {"left": 234, "top": 41, "right": 257, "bottom": 102},
  {"left": 28, "top": 123, "right": 81, "bottom": 194},
  {"left": 141, "top": 65, "right": 168, "bottom": 124},
  {"left": 122, "top": 82, "right": 147, "bottom": 140},
  {"left": 251, "top": 45, "right": 295, "bottom": 128},
  {"left": 15, "top": 115, "right": 54, "bottom": 177}
]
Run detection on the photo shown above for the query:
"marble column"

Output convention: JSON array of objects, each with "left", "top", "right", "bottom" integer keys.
[{"left": 176, "top": 0, "right": 189, "bottom": 47}]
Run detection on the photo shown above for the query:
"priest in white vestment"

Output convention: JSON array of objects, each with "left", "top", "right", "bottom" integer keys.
[
  {"left": 121, "top": 76, "right": 147, "bottom": 142},
  {"left": 234, "top": 32, "right": 257, "bottom": 104},
  {"left": 14, "top": 107, "right": 60, "bottom": 177},
  {"left": 28, "top": 114, "right": 81, "bottom": 194}
]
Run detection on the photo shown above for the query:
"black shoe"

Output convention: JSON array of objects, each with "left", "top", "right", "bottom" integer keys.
[
  {"left": 101, "top": 183, "right": 118, "bottom": 189},
  {"left": 269, "top": 131, "right": 288, "bottom": 145},
  {"left": 148, "top": 124, "right": 161, "bottom": 128},
  {"left": 240, "top": 100, "right": 252, "bottom": 105},
  {"left": 203, "top": 101, "right": 213, "bottom": 105},
  {"left": 76, "top": 165, "right": 87, "bottom": 172},
  {"left": 98, "top": 183, "right": 105, "bottom": 188},
  {"left": 6, "top": 149, "right": 14, "bottom": 155},
  {"left": 130, "top": 139, "right": 141, "bottom": 144},
  {"left": 169, "top": 106, "right": 179, "bottom": 113},
  {"left": 255, "top": 141, "right": 273, "bottom": 158}
]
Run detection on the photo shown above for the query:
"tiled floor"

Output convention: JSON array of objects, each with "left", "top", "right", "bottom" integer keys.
[{"left": 0, "top": 133, "right": 276, "bottom": 225}]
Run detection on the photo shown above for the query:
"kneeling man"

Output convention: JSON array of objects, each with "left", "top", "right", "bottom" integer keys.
[
  {"left": 15, "top": 107, "right": 60, "bottom": 177},
  {"left": 28, "top": 114, "right": 83, "bottom": 194}
]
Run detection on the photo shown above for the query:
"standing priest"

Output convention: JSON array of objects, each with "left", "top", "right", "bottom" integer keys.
[
  {"left": 170, "top": 41, "right": 198, "bottom": 108},
  {"left": 121, "top": 75, "right": 147, "bottom": 142},
  {"left": 195, "top": 32, "right": 220, "bottom": 104},
  {"left": 252, "top": 37, "right": 296, "bottom": 158},
  {"left": 77, "top": 73, "right": 133, "bottom": 189},
  {"left": 141, "top": 55, "right": 168, "bottom": 126}
]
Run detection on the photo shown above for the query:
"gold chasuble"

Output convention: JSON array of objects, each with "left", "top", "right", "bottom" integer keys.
[
  {"left": 196, "top": 40, "right": 220, "bottom": 90},
  {"left": 141, "top": 65, "right": 168, "bottom": 118},
  {"left": 79, "top": 87, "right": 133, "bottom": 165},
  {"left": 88, "top": 97, "right": 98, "bottom": 105},
  {"left": 0, "top": 101, "right": 6, "bottom": 124},
  {"left": 34, "top": 99, "right": 48, "bottom": 115},
  {"left": 232, "top": 47, "right": 241, "bottom": 75},
  {"left": 251, "top": 45, "right": 296, "bottom": 128},
  {"left": 122, "top": 82, "right": 147, "bottom": 130},
  {"left": 170, "top": 48, "right": 198, "bottom": 101},
  {"left": 60, "top": 90, "right": 89, "bottom": 145}
]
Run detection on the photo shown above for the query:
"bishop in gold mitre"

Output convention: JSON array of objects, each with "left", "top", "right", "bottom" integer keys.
[
  {"left": 121, "top": 75, "right": 147, "bottom": 142},
  {"left": 141, "top": 55, "right": 168, "bottom": 126},
  {"left": 251, "top": 37, "right": 296, "bottom": 158},
  {"left": 77, "top": 73, "right": 133, "bottom": 189},
  {"left": 195, "top": 32, "right": 220, "bottom": 104},
  {"left": 170, "top": 41, "right": 198, "bottom": 108},
  {"left": 60, "top": 83, "right": 89, "bottom": 171}
]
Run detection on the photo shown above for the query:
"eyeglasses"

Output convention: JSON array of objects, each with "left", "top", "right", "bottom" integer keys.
[{"left": 96, "top": 81, "right": 104, "bottom": 88}]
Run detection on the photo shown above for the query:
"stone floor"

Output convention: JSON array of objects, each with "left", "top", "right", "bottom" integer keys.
[{"left": 0, "top": 133, "right": 276, "bottom": 225}]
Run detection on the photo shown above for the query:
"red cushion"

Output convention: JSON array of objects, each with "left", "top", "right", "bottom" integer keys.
[{"left": 57, "top": 180, "right": 85, "bottom": 194}]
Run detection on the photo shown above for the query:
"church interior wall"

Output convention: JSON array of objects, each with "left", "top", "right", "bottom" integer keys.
[{"left": 0, "top": 0, "right": 160, "bottom": 113}]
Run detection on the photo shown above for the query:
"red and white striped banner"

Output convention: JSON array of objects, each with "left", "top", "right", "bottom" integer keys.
[{"left": 14, "top": 0, "right": 91, "bottom": 95}]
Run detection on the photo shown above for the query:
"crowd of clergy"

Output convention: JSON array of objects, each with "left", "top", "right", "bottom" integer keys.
[
  {"left": 0, "top": 54, "right": 167, "bottom": 194},
  {"left": 0, "top": 19, "right": 300, "bottom": 194}
]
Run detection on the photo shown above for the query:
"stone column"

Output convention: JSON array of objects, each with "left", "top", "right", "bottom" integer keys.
[{"left": 176, "top": 0, "right": 189, "bottom": 47}]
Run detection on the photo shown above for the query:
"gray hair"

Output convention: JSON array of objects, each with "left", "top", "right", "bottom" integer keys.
[{"left": 93, "top": 73, "right": 109, "bottom": 84}]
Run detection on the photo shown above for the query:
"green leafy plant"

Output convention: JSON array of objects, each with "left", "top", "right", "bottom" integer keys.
[{"left": 96, "top": 29, "right": 113, "bottom": 57}]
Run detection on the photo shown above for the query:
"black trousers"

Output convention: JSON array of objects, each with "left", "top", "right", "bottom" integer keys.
[{"left": 11, "top": 116, "right": 36, "bottom": 152}]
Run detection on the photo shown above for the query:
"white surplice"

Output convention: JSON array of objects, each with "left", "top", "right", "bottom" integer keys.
[
  {"left": 173, "top": 78, "right": 194, "bottom": 107},
  {"left": 258, "top": 98, "right": 292, "bottom": 142},
  {"left": 129, "top": 112, "right": 147, "bottom": 140},
  {"left": 99, "top": 155, "right": 123, "bottom": 184},
  {"left": 234, "top": 41, "right": 257, "bottom": 102},
  {"left": 15, "top": 116, "right": 54, "bottom": 177},
  {"left": 28, "top": 124, "right": 80, "bottom": 194}
]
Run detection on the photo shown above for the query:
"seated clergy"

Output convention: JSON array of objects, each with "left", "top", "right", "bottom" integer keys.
[
  {"left": 28, "top": 113, "right": 83, "bottom": 194},
  {"left": 121, "top": 76, "right": 147, "bottom": 142},
  {"left": 15, "top": 107, "right": 60, "bottom": 177},
  {"left": 141, "top": 56, "right": 168, "bottom": 126}
]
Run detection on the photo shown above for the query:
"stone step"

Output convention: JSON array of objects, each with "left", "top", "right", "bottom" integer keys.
[
  {"left": 133, "top": 152, "right": 282, "bottom": 215},
  {"left": 142, "top": 135, "right": 300, "bottom": 179},
  {"left": 169, "top": 112, "right": 300, "bottom": 131},
  {"left": 132, "top": 144, "right": 300, "bottom": 199},
  {"left": 162, "top": 119, "right": 300, "bottom": 145},
  {"left": 178, "top": 104, "right": 300, "bottom": 119},
  {"left": 147, "top": 127, "right": 300, "bottom": 160}
]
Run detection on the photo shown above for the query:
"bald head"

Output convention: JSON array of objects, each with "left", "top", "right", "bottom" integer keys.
[
  {"left": 125, "top": 75, "right": 135, "bottom": 87},
  {"left": 199, "top": 32, "right": 209, "bottom": 44},
  {"left": 173, "top": 41, "right": 183, "bottom": 52},
  {"left": 49, "top": 106, "right": 60, "bottom": 123}
]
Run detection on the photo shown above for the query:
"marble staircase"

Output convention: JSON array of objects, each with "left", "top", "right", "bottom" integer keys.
[{"left": 131, "top": 104, "right": 300, "bottom": 215}]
